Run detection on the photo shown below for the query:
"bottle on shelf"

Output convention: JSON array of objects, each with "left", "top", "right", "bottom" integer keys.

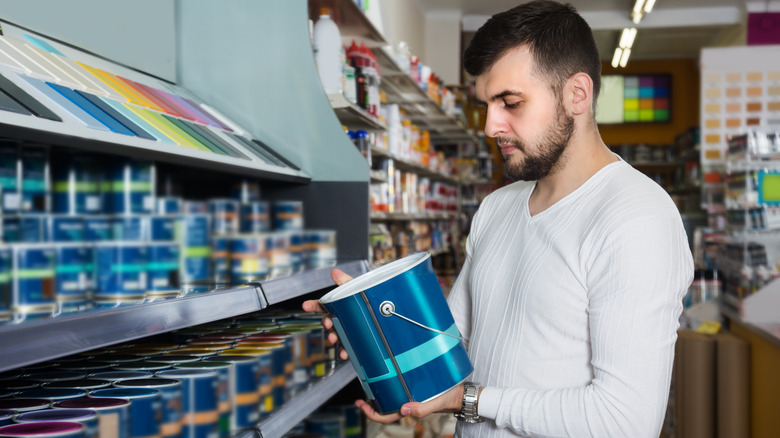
[{"left": 313, "top": 7, "right": 343, "bottom": 95}]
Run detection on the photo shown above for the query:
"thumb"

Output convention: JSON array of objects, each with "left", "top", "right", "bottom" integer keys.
[{"left": 331, "top": 268, "right": 354, "bottom": 286}]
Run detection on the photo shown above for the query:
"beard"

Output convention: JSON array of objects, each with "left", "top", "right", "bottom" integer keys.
[{"left": 498, "top": 101, "right": 574, "bottom": 181}]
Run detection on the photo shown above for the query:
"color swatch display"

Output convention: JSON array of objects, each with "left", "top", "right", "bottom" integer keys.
[
  {"left": 596, "top": 74, "right": 671, "bottom": 124},
  {"left": 0, "top": 32, "right": 293, "bottom": 172},
  {"left": 700, "top": 46, "right": 780, "bottom": 164}
]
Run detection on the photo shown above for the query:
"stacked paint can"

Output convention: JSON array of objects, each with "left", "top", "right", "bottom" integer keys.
[{"left": 175, "top": 214, "right": 212, "bottom": 295}]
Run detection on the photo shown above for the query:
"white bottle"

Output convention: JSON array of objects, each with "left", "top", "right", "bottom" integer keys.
[{"left": 313, "top": 8, "right": 343, "bottom": 95}]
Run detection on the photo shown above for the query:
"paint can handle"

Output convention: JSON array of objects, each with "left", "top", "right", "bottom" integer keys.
[{"left": 378, "top": 300, "right": 465, "bottom": 342}]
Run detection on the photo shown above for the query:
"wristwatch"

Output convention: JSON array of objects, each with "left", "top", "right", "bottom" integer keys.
[{"left": 454, "top": 381, "right": 484, "bottom": 423}]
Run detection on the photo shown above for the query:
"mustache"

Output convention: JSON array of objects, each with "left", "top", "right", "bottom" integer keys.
[{"left": 495, "top": 136, "right": 524, "bottom": 152}]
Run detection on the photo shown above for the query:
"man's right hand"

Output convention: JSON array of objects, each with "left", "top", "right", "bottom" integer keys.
[{"left": 301, "top": 268, "right": 354, "bottom": 360}]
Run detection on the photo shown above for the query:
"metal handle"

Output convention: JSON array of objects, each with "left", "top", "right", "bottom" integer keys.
[{"left": 378, "top": 300, "right": 466, "bottom": 342}]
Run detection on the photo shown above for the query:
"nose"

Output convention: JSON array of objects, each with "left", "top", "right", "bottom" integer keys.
[{"left": 483, "top": 106, "right": 506, "bottom": 138}]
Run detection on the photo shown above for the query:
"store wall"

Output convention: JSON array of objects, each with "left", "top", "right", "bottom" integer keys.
[
  {"left": 378, "top": 0, "right": 426, "bottom": 60},
  {"left": 0, "top": 0, "right": 176, "bottom": 82},
  {"left": 598, "top": 58, "right": 700, "bottom": 146},
  {"left": 423, "top": 12, "right": 462, "bottom": 85}
]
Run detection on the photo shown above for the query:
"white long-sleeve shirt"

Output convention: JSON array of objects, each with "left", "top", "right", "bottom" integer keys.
[{"left": 448, "top": 160, "right": 693, "bottom": 437}]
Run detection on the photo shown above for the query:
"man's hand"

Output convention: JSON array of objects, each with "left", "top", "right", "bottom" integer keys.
[
  {"left": 301, "top": 268, "right": 353, "bottom": 360},
  {"left": 355, "top": 382, "right": 464, "bottom": 424}
]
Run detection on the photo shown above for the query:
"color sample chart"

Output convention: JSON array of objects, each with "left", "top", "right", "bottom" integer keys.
[
  {"left": 595, "top": 74, "right": 671, "bottom": 124},
  {"left": 0, "top": 31, "right": 299, "bottom": 178},
  {"left": 701, "top": 46, "right": 780, "bottom": 164}
]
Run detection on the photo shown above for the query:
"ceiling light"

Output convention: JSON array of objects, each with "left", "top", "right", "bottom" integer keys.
[
  {"left": 643, "top": 0, "right": 656, "bottom": 13},
  {"left": 619, "top": 28, "right": 637, "bottom": 49},
  {"left": 632, "top": 11, "right": 644, "bottom": 24},
  {"left": 612, "top": 48, "right": 623, "bottom": 68},
  {"left": 619, "top": 48, "right": 632, "bottom": 68}
]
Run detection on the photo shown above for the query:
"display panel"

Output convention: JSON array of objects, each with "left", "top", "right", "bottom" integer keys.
[{"left": 596, "top": 74, "right": 671, "bottom": 124}]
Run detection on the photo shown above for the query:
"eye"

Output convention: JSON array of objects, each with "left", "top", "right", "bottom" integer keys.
[{"left": 503, "top": 99, "right": 521, "bottom": 109}]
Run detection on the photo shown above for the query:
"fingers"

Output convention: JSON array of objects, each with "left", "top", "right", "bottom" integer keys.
[
  {"left": 331, "top": 268, "right": 354, "bottom": 286},
  {"left": 355, "top": 400, "right": 403, "bottom": 424},
  {"left": 301, "top": 299, "right": 326, "bottom": 313}
]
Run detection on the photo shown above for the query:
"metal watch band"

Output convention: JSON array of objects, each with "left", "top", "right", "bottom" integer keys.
[{"left": 454, "top": 381, "right": 484, "bottom": 423}]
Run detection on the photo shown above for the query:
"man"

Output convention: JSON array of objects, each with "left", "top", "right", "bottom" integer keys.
[{"left": 305, "top": 1, "right": 693, "bottom": 436}]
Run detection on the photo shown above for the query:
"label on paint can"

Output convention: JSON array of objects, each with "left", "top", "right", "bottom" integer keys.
[
  {"left": 20, "top": 145, "right": 49, "bottom": 213},
  {"left": 54, "top": 243, "right": 88, "bottom": 299},
  {"left": 95, "top": 242, "right": 147, "bottom": 296},
  {"left": 0, "top": 246, "right": 11, "bottom": 313},
  {"left": 84, "top": 216, "right": 112, "bottom": 242},
  {"left": 44, "top": 216, "right": 85, "bottom": 242},
  {"left": 102, "top": 161, "right": 155, "bottom": 215},
  {"left": 273, "top": 201, "right": 303, "bottom": 231},
  {"left": 146, "top": 242, "right": 180, "bottom": 291},
  {"left": 12, "top": 244, "right": 56, "bottom": 306},
  {"left": 229, "top": 235, "right": 269, "bottom": 282}
]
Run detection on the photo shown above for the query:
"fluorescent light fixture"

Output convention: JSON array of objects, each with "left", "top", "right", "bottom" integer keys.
[
  {"left": 643, "top": 0, "right": 656, "bottom": 13},
  {"left": 619, "top": 28, "right": 637, "bottom": 49},
  {"left": 612, "top": 48, "right": 623, "bottom": 68},
  {"left": 619, "top": 48, "right": 632, "bottom": 68},
  {"left": 632, "top": 0, "right": 645, "bottom": 14},
  {"left": 632, "top": 11, "right": 643, "bottom": 24}
]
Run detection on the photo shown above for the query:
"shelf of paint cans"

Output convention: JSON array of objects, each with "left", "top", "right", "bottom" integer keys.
[
  {"left": 0, "top": 259, "right": 367, "bottom": 374},
  {"left": 0, "top": 25, "right": 308, "bottom": 182},
  {"left": 328, "top": 93, "right": 388, "bottom": 132}
]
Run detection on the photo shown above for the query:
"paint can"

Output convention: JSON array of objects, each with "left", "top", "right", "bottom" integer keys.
[
  {"left": 52, "top": 154, "right": 101, "bottom": 215},
  {"left": 174, "top": 362, "right": 232, "bottom": 437},
  {"left": 0, "top": 422, "right": 85, "bottom": 438},
  {"left": 43, "top": 216, "right": 84, "bottom": 243},
  {"left": 83, "top": 217, "right": 111, "bottom": 242},
  {"left": 53, "top": 397, "right": 130, "bottom": 438},
  {"left": 273, "top": 201, "right": 303, "bottom": 231},
  {"left": 211, "top": 236, "right": 229, "bottom": 284},
  {"left": 109, "top": 216, "right": 143, "bottom": 241},
  {"left": 305, "top": 413, "right": 345, "bottom": 438},
  {"left": 0, "top": 142, "right": 20, "bottom": 215},
  {"left": 0, "top": 380, "right": 39, "bottom": 395},
  {"left": 11, "top": 244, "right": 56, "bottom": 322},
  {"left": 175, "top": 215, "right": 212, "bottom": 293},
  {"left": 89, "top": 388, "right": 162, "bottom": 438},
  {"left": 43, "top": 379, "right": 112, "bottom": 392},
  {"left": 0, "top": 399, "right": 49, "bottom": 413},
  {"left": 321, "top": 404, "right": 362, "bottom": 438},
  {"left": 146, "top": 215, "right": 176, "bottom": 241},
  {"left": 15, "top": 388, "right": 87, "bottom": 402},
  {"left": 88, "top": 371, "right": 152, "bottom": 382},
  {"left": 114, "top": 378, "right": 182, "bottom": 438},
  {"left": 146, "top": 241, "right": 180, "bottom": 292},
  {"left": 307, "top": 230, "right": 337, "bottom": 269},
  {"left": 20, "top": 144, "right": 50, "bottom": 214},
  {"left": 319, "top": 252, "right": 472, "bottom": 414},
  {"left": 94, "top": 242, "right": 147, "bottom": 297},
  {"left": 288, "top": 231, "right": 305, "bottom": 273},
  {"left": 156, "top": 197, "right": 182, "bottom": 215},
  {"left": 2, "top": 216, "right": 44, "bottom": 243},
  {"left": 182, "top": 201, "right": 208, "bottom": 215},
  {"left": 0, "top": 410, "right": 11, "bottom": 427},
  {"left": 26, "top": 371, "right": 86, "bottom": 383},
  {"left": 239, "top": 201, "right": 270, "bottom": 233},
  {"left": 209, "top": 199, "right": 239, "bottom": 235},
  {"left": 101, "top": 160, "right": 155, "bottom": 215},
  {"left": 268, "top": 232, "right": 292, "bottom": 279},
  {"left": 230, "top": 341, "right": 286, "bottom": 410},
  {"left": 13, "top": 409, "right": 98, "bottom": 438},
  {"left": 53, "top": 243, "right": 88, "bottom": 304},
  {"left": 0, "top": 246, "right": 11, "bottom": 323},
  {"left": 229, "top": 234, "right": 269, "bottom": 283},
  {"left": 112, "top": 361, "right": 172, "bottom": 374},
  {"left": 218, "top": 348, "right": 273, "bottom": 417},
  {"left": 232, "top": 181, "right": 260, "bottom": 204},
  {"left": 203, "top": 355, "right": 259, "bottom": 432},
  {"left": 156, "top": 369, "right": 219, "bottom": 438}
]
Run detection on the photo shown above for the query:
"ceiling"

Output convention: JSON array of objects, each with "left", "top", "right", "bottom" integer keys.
[{"left": 414, "top": 0, "right": 751, "bottom": 61}]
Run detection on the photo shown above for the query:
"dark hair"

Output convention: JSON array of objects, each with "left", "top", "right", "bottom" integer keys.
[{"left": 464, "top": 0, "right": 601, "bottom": 103}]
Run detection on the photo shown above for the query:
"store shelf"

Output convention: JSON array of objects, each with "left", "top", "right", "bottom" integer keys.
[
  {"left": 460, "top": 178, "right": 494, "bottom": 186},
  {"left": 370, "top": 211, "right": 456, "bottom": 221},
  {"left": 369, "top": 169, "right": 387, "bottom": 184},
  {"left": 327, "top": 93, "right": 387, "bottom": 132},
  {"left": 255, "top": 362, "right": 357, "bottom": 438},
  {"left": 0, "top": 261, "right": 367, "bottom": 373},
  {"left": 370, "top": 146, "right": 458, "bottom": 184},
  {"left": 308, "top": 0, "right": 386, "bottom": 49}
]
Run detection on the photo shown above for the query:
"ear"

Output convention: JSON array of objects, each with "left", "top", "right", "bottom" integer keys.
[{"left": 565, "top": 72, "right": 593, "bottom": 117}]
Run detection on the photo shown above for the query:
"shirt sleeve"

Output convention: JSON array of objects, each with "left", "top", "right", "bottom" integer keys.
[{"left": 477, "top": 213, "right": 693, "bottom": 437}]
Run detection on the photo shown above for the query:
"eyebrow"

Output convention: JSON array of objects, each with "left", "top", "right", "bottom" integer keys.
[{"left": 476, "top": 90, "right": 525, "bottom": 107}]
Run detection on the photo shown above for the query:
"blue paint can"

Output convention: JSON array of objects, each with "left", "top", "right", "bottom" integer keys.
[
  {"left": 175, "top": 215, "right": 212, "bottom": 289},
  {"left": 2, "top": 216, "right": 44, "bottom": 243},
  {"left": 90, "top": 387, "right": 162, "bottom": 438},
  {"left": 52, "top": 155, "right": 101, "bottom": 215},
  {"left": 211, "top": 236, "right": 229, "bottom": 284},
  {"left": 209, "top": 199, "right": 239, "bottom": 235},
  {"left": 20, "top": 145, "right": 50, "bottom": 214},
  {"left": 319, "top": 252, "right": 473, "bottom": 414},
  {"left": 229, "top": 234, "right": 269, "bottom": 283},
  {"left": 204, "top": 355, "right": 259, "bottom": 432},
  {"left": 307, "top": 230, "right": 337, "bottom": 269},
  {"left": 156, "top": 197, "right": 182, "bottom": 215},
  {"left": 43, "top": 216, "right": 84, "bottom": 243},
  {"left": 146, "top": 242, "right": 180, "bottom": 292},
  {"left": 94, "top": 242, "right": 147, "bottom": 297},
  {"left": 83, "top": 217, "right": 111, "bottom": 242},
  {"left": 268, "top": 232, "right": 292, "bottom": 279},
  {"left": 174, "top": 362, "right": 232, "bottom": 437},
  {"left": 273, "top": 201, "right": 303, "bottom": 231},
  {"left": 0, "top": 246, "right": 11, "bottom": 323},
  {"left": 14, "top": 409, "right": 99, "bottom": 438},
  {"left": 114, "top": 378, "right": 182, "bottom": 438},
  {"left": 322, "top": 404, "right": 363, "bottom": 438},
  {"left": 110, "top": 216, "right": 143, "bottom": 241},
  {"left": 156, "top": 369, "right": 220, "bottom": 438},
  {"left": 54, "top": 243, "right": 88, "bottom": 302},
  {"left": 12, "top": 244, "right": 56, "bottom": 322},
  {"left": 112, "top": 361, "right": 172, "bottom": 373},
  {"left": 44, "top": 379, "right": 112, "bottom": 391},
  {"left": 53, "top": 397, "right": 130, "bottom": 438},
  {"left": 288, "top": 232, "right": 305, "bottom": 273},
  {"left": 101, "top": 160, "right": 155, "bottom": 215},
  {"left": 305, "top": 413, "right": 345, "bottom": 438},
  {"left": 182, "top": 201, "right": 208, "bottom": 215},
  {"left": 0, "top": 142, "right": 19, "bottom": 215},
  {"left": 16, "top": 388, "right": 87, "bottom": 402},
  {"left": 0, "top": 380, "right": 39, "bottom": 395},
  {"left": 26, "top": 371, "right": 86, "bottom": 383},
  {"left": 240, "top": 201, "right": 270, "bottom": 233},
  {"left": 232, "top": 181, "right": 260, "bottom": 204},
  {"left": 0, "top": 422, "right": 85, "bottom": 438},
  {"left": 88, "top": 371, "right": 152, "bottom": 382},
  {"left": 147, "top": 216, "right": 175, "bottom": 241}
]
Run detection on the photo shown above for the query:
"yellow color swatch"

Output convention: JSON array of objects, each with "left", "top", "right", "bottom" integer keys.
[
  {"left": 124, "top": 104, "right": 199, "bottom": 150},
  {"left": 747, "top": 72, "right": 763, "bottom": 82},
  {"left": 705, "top": 88, "right": 721, "bottom": 99},
  {"left": 705, "top": 134, "right": 721, "bottom": 144},
  {"left": 76, "top": 61, "right": 145, "bottom": 106},
  {"left": 705, "top": 119, "right": 721, "bottom": 128}
]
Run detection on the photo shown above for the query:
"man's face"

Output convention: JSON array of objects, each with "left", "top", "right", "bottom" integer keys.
[{"left": 475, "top": 47, "right": 574, "bottom": 181}]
